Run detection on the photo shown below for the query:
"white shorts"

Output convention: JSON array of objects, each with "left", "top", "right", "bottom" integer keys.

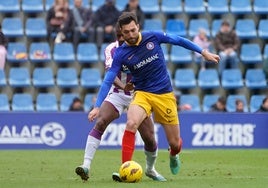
[{"left": 104, "top": 92, "right": 132, "bottom": 115}]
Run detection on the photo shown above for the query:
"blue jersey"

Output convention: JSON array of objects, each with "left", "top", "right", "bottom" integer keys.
[{"left": 95, "top": 31, "right": 203, "bottom": 107}]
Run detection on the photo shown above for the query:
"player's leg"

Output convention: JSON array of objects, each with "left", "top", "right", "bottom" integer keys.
[
  {"left": 76, "top": 101, "right": 119, "bottom": 181},
  {"left": 152, "top": 92, "right": 182, "bottom": 175},
  {"left": 138, "top": 117, "right": 167, "bottom": 181},
  {"left": 122, "top": 104, "right": 148, "bottom": 163},
  {"left": 162, "top": 124, "right": 182, "bottom": 175}
]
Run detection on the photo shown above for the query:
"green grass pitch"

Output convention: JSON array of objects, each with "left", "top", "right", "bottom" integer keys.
[{"left": 0, "top": 149, "right": 267, "bottom": 188}]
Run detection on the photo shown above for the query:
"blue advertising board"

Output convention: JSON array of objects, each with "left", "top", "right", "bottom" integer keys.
[{"left": 0, "top": 112, "right": 267, "bottom": 149}]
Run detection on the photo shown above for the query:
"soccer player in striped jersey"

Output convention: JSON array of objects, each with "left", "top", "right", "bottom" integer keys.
[
  {"left": 75, "top": 23, "right": 166, "bottom": 182},
  {"left": 89, "top": 12, "right": 220, "bottom": 180}
]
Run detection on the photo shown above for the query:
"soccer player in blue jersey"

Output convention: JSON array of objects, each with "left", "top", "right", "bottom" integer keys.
[
  {"left": 89, "top": 12, "right": 220, "bottom": 180},
  {"left": 76, "top": 23, "right": 166, "bottom": 182}
]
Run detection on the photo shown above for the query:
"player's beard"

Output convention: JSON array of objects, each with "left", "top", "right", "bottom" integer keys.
[{"left": 127, "top": 37, "right": 138, "bottom": 45}]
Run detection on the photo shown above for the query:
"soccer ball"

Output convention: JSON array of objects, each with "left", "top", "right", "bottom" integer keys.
[{"left": 119, "top": 160, "right": 143, "bottom": 183}]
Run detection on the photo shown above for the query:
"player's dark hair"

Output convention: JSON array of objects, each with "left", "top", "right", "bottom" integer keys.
[{"left": 118, "top": 11, "right": 138, "bottom": 28}]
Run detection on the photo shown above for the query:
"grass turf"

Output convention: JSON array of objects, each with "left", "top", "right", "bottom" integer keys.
[{"left": 0, "top": 149, "right": 267, "bottom": 188}]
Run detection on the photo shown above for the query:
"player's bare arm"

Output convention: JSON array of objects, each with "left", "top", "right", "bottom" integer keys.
[
  {"left": 88, "top": 107, "right": 99, "bottom": 122},
  {"left": 113, "top": 77, "right": 126, "bottom": 90},
  {"left": 201, "top": 49, "right": 220, "bottom": 64}
]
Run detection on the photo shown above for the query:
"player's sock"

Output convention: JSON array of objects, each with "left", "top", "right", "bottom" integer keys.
[
  {"left": 144, "top": 149, "right": 167, "bottom": 181},
  {"left": 169, "top": 138, "right": 183, "bottom": 175},
  {"left": 122, "top": 130, "right": 135, "bottom": 163},
  {"left": 144, "top": 149, "right": 157, "bottom": 171},
  {"left": 82, "top": 129, "right": 103, "bottom": 168},
  {"left": 170, "top": 137, "right": 183, "bottom": 156}
]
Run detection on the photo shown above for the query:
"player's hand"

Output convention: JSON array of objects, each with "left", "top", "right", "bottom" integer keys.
[
  {"left": 88, "top": 107, "right": 99, "bottom": 122},
  {"left": 124, "top": 82, "right": 134, "bottom": 91},
  {"left": 202, "top": 49, "right": 220, "bottom": 64}
]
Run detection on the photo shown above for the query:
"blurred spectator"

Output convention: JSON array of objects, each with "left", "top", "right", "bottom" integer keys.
[
  {"left": 193, "top": 28, "right": 211, "bottom": 70},
  {"left": 175, "top": 95, "right": 192, "bottom": 112},
  {"left": 46, "top": 0, "right": 74, "bottom": 43},
  {"left": 235, "top": 99, "right": 244, "bottom": 112},
  {"left": 123, "top": 0, "right": 145, "bottom": 30},
  {"left": 69, "top": 97, "right": 84, "bottom": 111},
  {"left": 256, "top": 96, "right": 268, "bottom": 112},
  {"left": 214, "top": 20, "right": 240, "bottom": 75},
  {"left": 209, "top": 96, "right": 227, "bottom": 112},
  {"left": 93, "top": 0, "right": 121, "bottom": 47},
  {"left": 0, "top": 25, "right": 7, "bottom": 70},
  {"left": 72, "top": 0, "right": 95, "bottom": 50}
]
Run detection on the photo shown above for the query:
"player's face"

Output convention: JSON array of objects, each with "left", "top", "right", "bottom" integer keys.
[
  {"left": 117, "top": 32, "right": 124, "bottom": 46},
  {"left": 121, "top": 21, "right": 140, "bottom": 45}
]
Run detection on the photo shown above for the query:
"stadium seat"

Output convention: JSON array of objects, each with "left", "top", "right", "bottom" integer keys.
[
  {"left": 226, "top": 94, "right": 248, "bottom": 112},
  {"left": 53, "top": 42, "right": 75, "bottom": 63},
  {"left": 80, "top": 68, "right": 102, "bottom": 88},
  {"left": 184, "top": 0, "right": 205, "bottom": 15},
  {"left": 240, "top": 43, "right": 262, "bottom": 65},
  {"left": 100, "top": 43, "right": 109, "bottom": 62},
  {"left": 211, "top": 19, "right": 222, "bottom": 37},
  {"left": 84, "top": 93, "right": 96, "bottom": 111},
  {"left": 0, "top": 0, "right": 20, "bottom": 13},
  {"left": 115, "top": 0, "right": 128, "bottom": 11},
  {"left": 25, "top": 18, "right": 47, "bottom": 39},
  {"left": 6, "top": 42, "right": 28, "bottom": 63},
  {"left": 245, "top": 69, "right": 267, "bottom": 89},
  {"left": 76, "top": 43, "right": 99, "bottom": 64},
  {"left": 230, "top": 0, "right": 252, "bottom": 14},
  {"left": 45, "top": 0, "right": 54, "bottom": 11},
  {"left": 253, "top": 0, "right": 268, "bottom": 15},
  {"left": 165, "top": 19, "right": 186, "bottom": 37},
  {"left": 258, "top": 19, "right": 268, "bottom": 39},
  {"left": 170, "top": 45, "right": 192, "bottom": 64},
  {"left": 179, "top": 94, "right": 201, "bottom": 112},
  {"left": 91, "top": 0, "right": 105, "bottom": 12},
  {"left": 221, "top": 69, "right": 244, "bottom": 89},
  {"left": 0, "top": 94, "right": 10, "bottom": 111},
  {"left": 250, "top": 95, "right": 266, "bottom": 112},
  {"left": 174, "top": 68, "right": 196, "bottom": 89},
  {"left": 188, "top": 19, "right": 209, "bottom": 38},
  {"left": 56, "top": 68, "right": 79, "bottom": 88},
  {"left": 12, "top": 93, "right": 34, "bottom": 111},
  {"left": 0, "top": 69, "right": 7, "bottom": 86},
  {"left": 207, "top": 0, "right": 229, "bottom": 15},
  {"left": 36, "top": 93, "right": 58, "bottom": 112},
  {"left": 139, "top": 0, "right": 160, "bottom": 15},
  {"left": 197, "top": 69, "right": 220, "bottom": 89},
  {"left": 9, "top": 67, "right": 31, "bottom": 88},
  {"left": 29, "top": 42, "right": 51, "bottom": 63},
  {"left": 21, "top": 0, "right": 44, "bottom": 14},
  {"left": 1, "top": 17, "right": 24, "bottom": 38},
  {"left": 235, "top": 19, "right": 257, "bottom": 39},
  {"left": 32, "top": 67, "right": 55, "bottom": 88},
  {"left": 143, "top": 19, "right": 163, "bottom": 32},
  {"left": 60, "top": 93, "right": 79, "bottom": 111},
  {"left": 202, "top": 94, "right": 220, "bottom": 112},
  {"left": 161, "top": 0, "right": 183, "bottom": 15},
  {"left": 264, "top": 44, "right": 268, "bottom": 60}
]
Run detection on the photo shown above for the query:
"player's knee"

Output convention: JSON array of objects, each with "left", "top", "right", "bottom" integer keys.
[{"left": 126, "top": 119, "right": 138, "bottom": 132}]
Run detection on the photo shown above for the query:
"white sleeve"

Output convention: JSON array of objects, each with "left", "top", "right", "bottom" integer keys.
[{"left": 104, "top": 41, "right": 117, "bottom": 70}]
